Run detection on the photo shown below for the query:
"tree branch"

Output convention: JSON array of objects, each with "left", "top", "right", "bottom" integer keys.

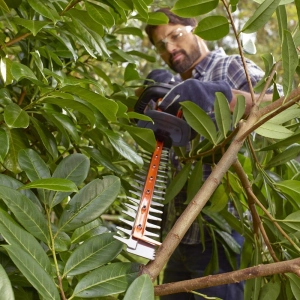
[{"left": 154, "top": 258, "right": 300, "bottom": 297}]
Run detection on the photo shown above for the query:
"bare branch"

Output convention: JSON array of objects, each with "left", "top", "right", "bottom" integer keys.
[{"left": 154, "top": 258, "right": 300, "bottom": 297}]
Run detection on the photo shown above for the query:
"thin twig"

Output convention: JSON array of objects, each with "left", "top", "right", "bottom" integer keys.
[{"left": 232, "top": 160, "right": 279, "bottom": 262}]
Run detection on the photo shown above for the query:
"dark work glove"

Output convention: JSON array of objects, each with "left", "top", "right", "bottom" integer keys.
[
  {"left": 158, "top": 79, "right": 233, "bottom": 115},
  {"left": 144, "top": 69, "right": 181, "bottom": 85}
]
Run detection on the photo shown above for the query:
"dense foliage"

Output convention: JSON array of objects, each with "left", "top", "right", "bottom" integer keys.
[{"left": 0, "top": 0, "right": 300, "bottom": 299}]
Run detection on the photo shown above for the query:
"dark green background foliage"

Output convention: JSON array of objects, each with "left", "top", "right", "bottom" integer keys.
[{"left": 0, "top": 0, "right": 300, "bottom": 299}]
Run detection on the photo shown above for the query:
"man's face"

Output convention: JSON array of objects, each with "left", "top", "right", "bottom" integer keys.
[{"left": 152, "top": 24, "right": 202, "bottom": 74}]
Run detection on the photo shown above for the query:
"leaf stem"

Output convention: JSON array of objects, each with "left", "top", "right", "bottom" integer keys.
[{"left": 46, "top": 208, "right": 67, "bottom": 300}]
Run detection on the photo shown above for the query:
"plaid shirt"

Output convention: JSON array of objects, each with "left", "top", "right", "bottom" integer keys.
[{"left": 164, "top": 48, "right": 282, "bottom": 244}]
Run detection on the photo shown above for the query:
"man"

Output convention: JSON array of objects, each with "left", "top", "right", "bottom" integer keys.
[{"left": 142, "top": 8, "right": 280, "bottom": 300}]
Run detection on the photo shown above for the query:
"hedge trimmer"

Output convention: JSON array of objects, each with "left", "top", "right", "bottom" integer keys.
[{"left": 114, "top": 83, "right": 192, "bottom": 260}]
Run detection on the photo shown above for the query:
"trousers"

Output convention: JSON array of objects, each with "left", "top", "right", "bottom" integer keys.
[{"left": 160, "top": 231, "right": 244, "bottom": 300}]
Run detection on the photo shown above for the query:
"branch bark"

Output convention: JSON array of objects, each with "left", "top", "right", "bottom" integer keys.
[
  {"left": 141, "top": 87, "right": 300, "bottom": 281},
  {"left": 154, "top": 257, "right": 300, "bottom": 297}
]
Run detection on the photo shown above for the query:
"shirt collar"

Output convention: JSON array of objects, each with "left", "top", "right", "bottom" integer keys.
[{"left": 192, "top": 48, "right": 226, "bottom": 78}]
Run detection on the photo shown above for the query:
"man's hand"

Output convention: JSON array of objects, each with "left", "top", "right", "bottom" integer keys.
[
  {"left": 144, "top": 69, "right": 180, "bottom": 85},
  {"left": 157, "top": 79, "right": 233, "bottom": 115}
]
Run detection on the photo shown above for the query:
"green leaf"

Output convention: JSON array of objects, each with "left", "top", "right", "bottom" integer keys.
[
  {"left": 286, "top": 273, "right": 300, "bottom": 300},
  {"left": 164, "top": 162, "right": 192, "bottom": 204},
  {"left": 122, "top": 125, "right": 156, "bottom": 153},
  {"left": 265, "top": 145, "right": 300, "bottom": 169},
  {"left": 241, "top": 33, "right": 257, "bottom": 54},
  {"left": 214, "top": 92, "right": 231, "bottom": 139},
  {"left": 0, "top": 57, "right": 13, "bottom": 85},
  {"left": 215, "top": 229, "right": 241, "bottom": 254},
  {"left": 0, "top": 209, "right": 52, "bottom": 274},
  {"left": 132, "top": 0, "right": 148, "bottom": 20},
  {"left": 259, "top": 278, "right": 281, "bottom": 300},
  {"left": 71, "top": 219, "right": 108, "bottom": 244},
  {"left": 58, "top": 176, "right": 120, "bottom": 232},
  {"left": 0, "top": 128, "right": 9, "bottom": 164},
  {"left": 124, "top": 63, "right": 140, "bottom": 81},
  {"left": 207, "top": 184, "right": 229, "bottom": 213},
  {"left": 0, "top": 0, "right": 9, "bottom": 12},
  {"left": 27, "top": 0, "right": 61, "bottom": 24},
  {"left": 275, "top": 180, "right": 300, "bottom": 204},
  {"left": 143, "top": 11, "right": 169, "bottom": 25},
  {"left": 18, "top": 148, "right": 51, "bottom": 203},
  {"left": 260, "top": 132, "right": 300, "bottom": 151},
  {"left": 0, "top": 264, "right": 14, "bottom": 300},
  {"left": 0, "top": 174, "right": 42, "bottom": 209},
  {"left": 4, "top": 103, "right": 29, "bottom": 128},
  {"left": 0, "top": 186, "right": 50, "bottom": 243},
  {"left": 64, "top": 233, "right": 123, "bottom": 276},
  {"left": 172, "top": 0, "right": 219, "bottom": 17},
  {"left": 127, "top": 50, "right": 156, "bottom": 62},
  {"left": 194, "top": 16, "right": 229, "bottom": 41},
  {"left": 282, "top": 30, "right": 298, "bottom": 96},
  {"left": 101, "top": 128, "right": 143, "bottom": 167},
  {"left": 232, "top": 95, "right": 246, "bottom": 127},
  {"left": 21, "top": 178, "right": 78, "bottom": 192},
  {"left": 13, "top": 18, "right": 50, "bottom": 36},
  {"left": 123, "top": 274, "right": 154, "bottom": 300},
  {"left": 10, "top": 62, "right": 45, "bottom": 86},
  {"left": 276, "top": 4, "right": 287, "bottom": 43},
  {"left": 42, "top": 95, "right": 96, "bottom": 127},
  {"left": 185, "top": 160, "right": 203, "bottom": 204},
  {"left": 47, "top": 153, "right": 90, "bottom": 207},
  {"left": 3, "top": 128, "right": 28, "bottom": 174},
  {"left": 181, "top": 101, "right": 217, "bottom": 144},
  {"left": 241, "top": 0, "right": 281, "bottom": 34},
  {"left": 280, "top": 211, "right": 300, "bottom": 231},
  {"left": 52, "top": 228, "right": 70, "bottom": 252},
  {"left": 255, "top": 122, "right": 294, "bottom": 140},
  {"left": 264, "top": 105, "right": 300, "bottom": 125},
  {"left": 61, "top": 86, "right": 118, "bottom": 122},
  {"left": 254, "top": 0, "right": 293, "bottom": 3},
  {"left": 0, "top": 88, "right": 13, "bottom": 106},
  {"left": 30, "top": 117, "right": 58, "bottom": 160},
  {"left": 82, "top": 147, "right": 123, "bottom": 175},
  {"left": 46, "top": 112, "right": 80, "bottom": 143},
  {"left": 115, "top": 27, "right": 144, "bottom": 39},
  {"left": 67, "top": 9, "right": 104, "bottom": 37},
  {"left": 73, "top": 262, "right": 140, "bottom": 298},
  {"left": 4, "top": 245, "right": 60, "bottom": 300},
  {"left": 85, "top": 2, "right": 115, "bottom": 28},
  {"left": 111, "top": 48, "right": 136, "bottom": 64}
]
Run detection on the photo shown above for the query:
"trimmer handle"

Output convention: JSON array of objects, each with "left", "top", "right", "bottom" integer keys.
[{"left": 134, "top": 83, "right": 174, "bottom": 114}]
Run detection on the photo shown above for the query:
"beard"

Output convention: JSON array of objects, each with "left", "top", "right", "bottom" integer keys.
[{"left": 168, "top": 37, "right": 201, "bottom": 74}]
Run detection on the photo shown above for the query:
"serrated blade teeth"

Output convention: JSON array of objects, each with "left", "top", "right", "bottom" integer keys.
[
  {"left": 154, "top": 183, "right": 166, "bottom": 189},
  {"left": 135, "top": 179, "right": 146, "bottom": 186},
  {"left": 151, "top": 200, "right": 164, "bottom": 207},
  {"left": 124, "top": 203, "right": 138, "bottom": 211},
  {"left": 144, "top": 230, "right": 159, "bottom": 237},
  {"left": 127, "top": 197, "right": 140, "bottom": 205},
  {"left": 113, "top": 235, "right": 131, "bottom": 246},
  {"left": 130, "top": 190, "right": 142, "bottom": 198},
  {"left": 149, "top": 206, "right": 163, "bottom": 214},
  {"left": 147, "top": 214, "right": 162, "bottom": 221},
  {"left": 146, "top": 222, "right": 161, "bottom": 229},
  {"left": 119, "top": 217, "right": 134, "bottom": 227},
  {"left": 152, "top": 195, "right": 164, "bottom": 201},
  {"left": 153, "top": 190, "right": 166, "bottom": 195},
  {"left": 131, "top": 184, "right": 143, "bottom": 191},
  {"left": 122, "top": 209, "right": 136, "bottom": 219},
  {"left": 116, "top": 226, "right": 132, "bottom": 236}
]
